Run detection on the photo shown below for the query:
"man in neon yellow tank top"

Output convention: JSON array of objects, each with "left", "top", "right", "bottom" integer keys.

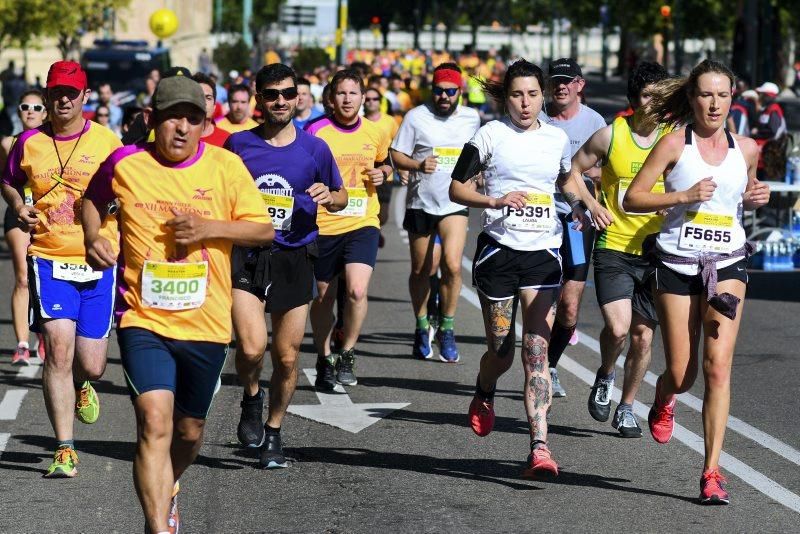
[{"left": 567, "top": 62, "right": 669, "bottom": 438}]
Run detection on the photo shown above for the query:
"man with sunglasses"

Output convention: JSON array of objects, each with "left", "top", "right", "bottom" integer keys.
[
  {"left": 83, "top": 75, "right": 273, "bottom": 532},
  {"left": 225, "top": 64, "right": 346, "bottom": 468},
  {"left": 539, "top": 58, "right": 606, "bottom": 398},
  {"left": 390, "top": 63, "right": 480, "bottom": 361},
  {"left": 1, "top": 61, "right": 122, "bottom": 478}
]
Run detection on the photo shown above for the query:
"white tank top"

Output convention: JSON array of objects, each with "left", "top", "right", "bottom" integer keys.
[{"left": 656, "top": 126, "right": 748, "bottom": 276}]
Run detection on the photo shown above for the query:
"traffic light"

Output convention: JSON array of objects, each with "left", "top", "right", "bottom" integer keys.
[
  {"left": 371, "top": 16, "right": 380, "bottom": 25},
  {"left": 660, "top": 5, "right": 671, "bottom": 17}
]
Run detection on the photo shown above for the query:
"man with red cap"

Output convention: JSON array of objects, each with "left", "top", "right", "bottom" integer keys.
[
  {"left": 752, "top": 81, "right": 787, "bottom": 179},
  {"left": 1, "top": 60, "right": 122, "bottom": 478},
  {"left": 390, "top": 63, "right": 480, "bottom": 361}
]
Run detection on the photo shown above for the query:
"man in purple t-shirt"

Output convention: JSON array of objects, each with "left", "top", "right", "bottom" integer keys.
[{"left": 224, "top": 64, "right": 347, "bottom": 468}]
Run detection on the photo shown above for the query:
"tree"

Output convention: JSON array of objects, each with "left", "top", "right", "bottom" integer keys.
[
  {"left": 217, "top": 0, "right": 283, "bottom": 34},
  {"left": 41, "top": 0, "right": 132, "bottom": 60},
  {"left": 0, "top": 0, "right": 53, "bottom": 58}
]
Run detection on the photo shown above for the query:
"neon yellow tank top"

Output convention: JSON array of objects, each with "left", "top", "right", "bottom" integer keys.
[{"left": 596, "top": 116, "right": 668, "bottom": 255}]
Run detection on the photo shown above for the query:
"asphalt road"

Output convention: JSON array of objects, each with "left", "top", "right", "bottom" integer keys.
[{"left": 0, "top": 196, "right": 799, "bottom": 533}]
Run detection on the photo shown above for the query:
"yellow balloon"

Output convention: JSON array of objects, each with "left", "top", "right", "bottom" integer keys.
[{"left": 149, "top": 9, "right": 179, "bottom": 39}]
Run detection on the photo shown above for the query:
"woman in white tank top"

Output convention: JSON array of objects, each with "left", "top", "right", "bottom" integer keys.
[{"left": 623, "top": 60, "right": 770, "bottom": 504}]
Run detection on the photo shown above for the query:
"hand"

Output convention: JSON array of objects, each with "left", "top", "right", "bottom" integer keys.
[
  {"left": 363, "top": 167, "right": 385, "bottom": 186},
  {"left": 418, "top": 155, "right": 438, "bottom": 174},
  {"left": 743, "top": 179, "right": 770, "bottom": 208},
  {"left": 166, "top": 207, "right": 210, "bottom": 245},
  {"left": 570, "top": 205, "right": 594, "bottom": 231},
  {"left": 398, "top": 170, "right": 410, "bottom": 186},
  {"left": 307, "top": 183, "right": 333, "bottom": 207},
  {"left": 490, "top": 191, "right": 527, "bottom": 210},
  {"left": 683, "top": 177, "right": 716, "bottom": 203},
  {"left": 85, "top": 236, "right": 116, "bottom": 270},
  {"left": 17, "top": 205, "right": 40, "bottom": 231},
  {"left": 588, "top": 201, "right": 613, "bottom": 230}
]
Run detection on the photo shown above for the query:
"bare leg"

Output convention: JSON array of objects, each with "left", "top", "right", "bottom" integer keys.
[
  {"left": 265, "top": 305, "right": 307, "bottom": 428},
  {"left": 232, "top": 289, "right": 268, "bottom": 396},
  {"left": 310, "top": 278, "right": 336, "bottom": 356},
  {"left": 341, "top": 263, "right": 374, "bottom": 351},
  {"left": 133, "top": 390, "right": 174, "bottom": 533},
  {"left": 436, "top": 215, "right": 468, "bottom": 318},
  {"left": 41, "top": 319, "right": 77, "bottom": 441},
  {"left": 408, "top": 233, "right": 435, "bottom": 318},
  {"left": 6, "top": 227, "right": 30, "bottom": 345}
]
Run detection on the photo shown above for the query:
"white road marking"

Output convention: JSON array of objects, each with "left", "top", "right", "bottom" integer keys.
[
  {"left": 16, "top": 361, "right": 42, "bottom": 380},
  {"left": 0, "top": 390, "right": 28, "bottom": 420},
  {"left": 0, "top": 433, "right": 9, "bottom": 455}
]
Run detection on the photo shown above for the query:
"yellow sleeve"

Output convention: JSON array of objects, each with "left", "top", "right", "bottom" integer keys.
[{"left": 228, "top": 157, "right": 272, "bottom": 224}]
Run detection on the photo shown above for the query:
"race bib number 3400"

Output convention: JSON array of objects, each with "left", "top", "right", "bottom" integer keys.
[
  {"left": 679, "top": 211, "right": 735, "bottom": 253},
  {"left": 142, "top": 261, "right": 208, "bottom": 310},
  {"left": 504, "top": 193, "right": 556, "bottom": 231}
]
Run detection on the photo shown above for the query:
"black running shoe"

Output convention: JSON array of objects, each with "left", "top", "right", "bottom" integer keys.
[
  {"left": 336, "top": 349, "right": 358, "bottom": 386},
  {"left": 237, "top": 389, "right": 265, "bottom": 448},
  {"left": 259, "top": 432, "right": 290, "bottom": 469},
  {"left": 315, "top": 354, "right": 337, "bottom": 391},
  {"left": 588, "top": 374, "right": 614, "bottom": 422}
]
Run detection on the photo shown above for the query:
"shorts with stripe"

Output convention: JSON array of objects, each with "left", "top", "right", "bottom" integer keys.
[
  {"left": 28, "top": 256, "right": 116, "bottom": 339},
  {"left": 472, "top": 232, "right": 562, "bottom": 300}
]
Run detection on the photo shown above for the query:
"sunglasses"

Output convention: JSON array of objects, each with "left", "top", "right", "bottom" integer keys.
[
  {"left": 260, "top": 87, "right": 299, "bottom": 102},
  {"left": 96, "top": 113, "right": 109, "bottom": 118},
  {"left": 19, "top": 103, "right": 45, "bottom": 112},
  {"left": 433, "top": 87, "right": 459, "bottom": 97},
  {"left": 364, "top": 97, "right": 380, "bottom": 102}
]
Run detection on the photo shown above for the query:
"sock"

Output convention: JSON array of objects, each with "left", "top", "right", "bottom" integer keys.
[
  {"left": 617, "top": 402, "right": 633, "bottom": 412},
  {"left": 416, "top": 315, "right": 430, "bottom": 330},
  {"left": 17, "top": 341, "right": 29, "bottom": 349},
  {"left": 264, "top": 424, "right": 280, "bottom": 435},
  {"left": 475, "top": 376, "right": 495, "bottom": 401},
  {"left": 57, "top": 439, "right": 75, "bottom": 450},
  {"left": 547, "top": 320, "right": 576, "bottom": 368},
  {"left": 439, "top": 315, "right": 455, "bottom": 331},
  {"left": 531, "top": 440, "right": 547, "bottom": 451},
  {"left": 74, "top": 380, "right": 86, "bottom": 391},
  {"left": 596, "top": 369, "right": 615, "bottom": 382}
]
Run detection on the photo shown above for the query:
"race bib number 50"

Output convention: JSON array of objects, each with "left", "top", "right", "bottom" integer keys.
[
  {"left": 504, "top": 193, "right": 556, "bottom": 231},
  {"left": 334, "top": 187, "right": 368, "bottom": 217},
  {"left": 679, "top": 211, "right": 734, "bottom": 253},
  {"left": 142, "top": 261, "right": 208, "bottom": 310}
]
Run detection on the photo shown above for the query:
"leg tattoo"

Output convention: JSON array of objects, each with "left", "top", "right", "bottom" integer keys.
[
  {"left": 522, "top": 332, "right": 551, "bottom": 443},
  {"left": 487, "top": 298, "right": 516, "bottom": 357}
]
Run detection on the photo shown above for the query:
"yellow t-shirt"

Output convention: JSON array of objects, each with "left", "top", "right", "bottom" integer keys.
[
  {"left": 85, "top": 142, "right": 271, "bottom": 343},
  {"left": 368, "top": 113, "right": 399, "bottom": 143},
  {"left": 596, "top": 116, "right": 669, "bottom": 255},
  {"left": 217, "top": 116, "right": 259, "bottom": 134},
  {"left": 306, "top": 117, "right": 390, "bottom": 235},
  {"left": 2, "top": 121, "right": 122, "bottom": 264}
]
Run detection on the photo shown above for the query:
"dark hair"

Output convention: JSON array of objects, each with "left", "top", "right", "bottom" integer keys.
[
  {"left": 297, "top": 77, "right": 311, "bottom": 88},
  {"left": 229, "top": 83, "right": 252, "bottom": 99},
  {"left": 479, "top": 59, "right": 544, "bottom": 110},
  {"left": 255, "top": 63, "right": 297, "bottom": 93},
  {"left": 94, "top": 104, "right": 110, "bottom": 116},
  {"left": 627, "top": 61, "right": 669, "bottom": 105},
  {"left": 98, "top": 82, "right": 112, "bottom": 91},
  {"left": 192, "top": 72, "right": 216, "bottom": 102},
  {"left": 20, "top": 88, "right": 44, "bottom": 104},
  {"left": 641, "top": 59, "right": 735, "bottom": 129},
  {"left": 434, "top": 62, "right": 461, "bottom": 75},
  {"left": 328, "top": 69, "right": 365, "bottom": 96},
  {"left": 367, "top": 74, "right": 383, "bottom": 87},
  {"left": 364, "top": 87, "right": 382, "bottom": 102}
]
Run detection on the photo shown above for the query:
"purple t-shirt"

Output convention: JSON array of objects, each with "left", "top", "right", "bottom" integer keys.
[{"left": 224, "top": 126, "right": 342, "bottom": 248}]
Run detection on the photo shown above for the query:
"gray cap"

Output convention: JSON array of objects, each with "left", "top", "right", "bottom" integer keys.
[{"left": 152, "top": 76, "right": 206, "bottom": 113}]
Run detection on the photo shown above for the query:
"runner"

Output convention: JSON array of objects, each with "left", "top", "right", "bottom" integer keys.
[
  {"left": 364, "top": 86, "right": 399, "bottom": 248},
  {"left": 217, "top": 84, "right": 258, "bottom": 133},
  {"left": 565, "top": 62, "right": 669, "bottom": 436},
  {"left": 450, "top": 59, "right": 590, "bottom": 477},
  {"left": 192, "top": 72, "right": 231, "bottom": 147},
  {"left": 292, "top": 77, "right": 323, "bottom": 130},
  {"left": 82, "top": 75, "right": 273, "bottom": 531},
  {"left": 306, "top": 69, "right": 392, "bottom": 390},
  {"left": 225, "top": 64, "right": 346, "bottom": 467},
  {"left": 540, "top": 58, "right": 606, "bottom": 398},
  {"left": 623, "top": 59, "right": 770, "bottom": 503},
  {"left": 390, "top": 63, "right": 480, "bottom": 361},
  {"left": 1, "top": 61, "right": 122, "bottom": 477},
  {"left": 1, "top": 89, "right": 47, "bottom": 365}
]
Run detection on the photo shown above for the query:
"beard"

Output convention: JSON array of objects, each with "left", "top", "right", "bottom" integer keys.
[
  {"left": 264, "top": 106, "right": 295, "bottom": 127},
  {"left": 433, "top": 100, "right": 457, "bottom": 117}
]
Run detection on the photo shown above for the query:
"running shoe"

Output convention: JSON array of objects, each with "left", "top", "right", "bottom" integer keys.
[
  {"left": 699, "top": 468, "right": 730, "bottom": 505},
  {"left": 522, "top": 446, "right": 559, "bottom": 478},
  {"left": 36, "top": 333, "right": 46, "bottom": 361},
  {"left": 336, "top": 349, "right": 357, "bottom": 386},
  {"left": 468, "top": 395, "right": 495, "bottom": 437},
  {"left": 648, "top": 376, "right": 676, "bottom": 444},
  {"left": 568, "top": 331, "right": 579, "bottom": 346},
  {"left": 315, "top": 354, "right": 337, "bottom": 391},
  {"left": 612, "top": 405, "right": 642, "bottom": 438},
  {"left": 259, "top": 433, "right": 290, "bottom": 469},
  {"left": 331, "top": 326, "right": 345, "bottom": 353},
  {"left": 75, "top": 381, "right": 100, "bottom": 424},
  {"left": 168, "top": 481, "right": 180, "bottom": 533},
  {"left": 11, "top": 345, "right": 30, "bottom": 366},
  {"left": 412, "top": 328, "right": 433, "bottom": 360},
  {"left": 43, "top": 446, "right": 78, "bottom": 478},
  {"left": 436, "top": 329, "right": 460, "bottom": 363},
  {"left": 550, "top": 368, "right": 566, "bottom": 398},
  {"left": 588, "top": 374, "right": 614, "bottom": 422},
  {"left": 237, "top": 389, "right": 265, "bottom": 448}
]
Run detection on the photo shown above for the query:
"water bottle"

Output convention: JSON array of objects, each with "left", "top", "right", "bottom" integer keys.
[
  {"left": 782, "top": 242, "right": 792, "bottom": 270},
  {"left": 764, "top": 243, "right": 775, "bottom": 271},
  {"left": 792, "top": 157, "right": 800, "bottom": 185},
  {"left": 793, "top": 242, "right": 800, "bottom": 269},
  {"left": 751, "top": 243, "right": 764, "bottom": 269}
]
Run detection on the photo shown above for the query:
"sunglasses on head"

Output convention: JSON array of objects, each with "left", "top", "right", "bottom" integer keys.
[
  {"left": 260, "top": 87, "right": 299, "bottom": 102},
  {"left": 433, "top": 86, "right": 459, "bottom": 97},
  {"left": 19, "top": 103, "right": 45, "bottom": 112}
]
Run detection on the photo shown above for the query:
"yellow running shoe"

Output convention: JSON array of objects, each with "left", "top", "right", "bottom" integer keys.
[
  {"left": 75, "top": 381, "right": 100, "bottom": 424},
  {"left": 168, "top": 481, "right": 180, "bottom": 533},
  {"left": 43, "top": 446, "right": 78, "bottom": 478}
]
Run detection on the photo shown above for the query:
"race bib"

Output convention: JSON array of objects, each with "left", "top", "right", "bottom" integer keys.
[
  {"left": 52, "top": 261, "right": 103, "bottom": 283},
  {"left": 334, "top": 187, "right": 368, "bottom": 217},
  {"left": 679, "top": 211, "right": 735, "bottom": 253},
  {"left": 141, "top": 260, "right": 208, "bottom": 310},
  {"left": 261, "top": 192, "right": 294, "bottom": 231},
  {"left": 432, "top": 147, "right": 462, "bottom": 174},
  {"left": 504, "top": 193, "right": 556, "bottom": 231},
  {"left": 617, "top": 178, "right": 665, "bottom": 214}
]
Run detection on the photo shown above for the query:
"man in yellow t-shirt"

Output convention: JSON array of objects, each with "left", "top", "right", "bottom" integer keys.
[
  {"left": 216, "top": 83, "right": 259, "bottom": 133},
  {"left": 306, "top": 69, "right": 391, "bottom": 390},
  {"left": 83, "top": 76, "right": 273, "bottom": 533},
  {"left": 1, "top": 61, "right": 122, "bottom": 479}
]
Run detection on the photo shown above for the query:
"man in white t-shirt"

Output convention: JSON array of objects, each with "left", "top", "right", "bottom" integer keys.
[
  {"left": 390, "top": 63, "right": 481, "bottom": 362},
  {"left": 539, "top": 58, "right": 606, "bottom": 398}
]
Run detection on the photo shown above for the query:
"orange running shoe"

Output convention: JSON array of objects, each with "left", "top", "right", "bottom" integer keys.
[
  {"left": 11, "top": 345, "right": 30, "bottom": 366},
  {"left": 648, "top": 376, "right": 676, "bottom": 444},
  {"left": 700, "top": 468, "right": 730, "bottom": 505},
  {"left": 522, "top": 446, "right": 559, "bottom": 478},
  {"left": 468, "top": 396, "right": 495, "bottom": 437}
]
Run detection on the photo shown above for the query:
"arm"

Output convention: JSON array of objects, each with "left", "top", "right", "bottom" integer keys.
[
  {"left": 567, "top": 126, "right": 614, "bottom": 229},
  {"left": 390, "top": 148, "right": 437, "bottom": 174},
  {"left": 307, "top": 182, "right": 348, "bottom": 212},
  {"left": 739, "top": 136, "right": 770, "bottom": 210},
  {"left": 82, "top": 196, "right": 117, "bottom": 270},
  {"left": 363, "top": 160, "right": 392, "bottom": 187},
  {"left": 448, "top": 142, "right": 527, "bottom": 210},
  {"left": 1, "top": 183, "right": 38, "bottom": 230},
  {"left": 166, "top": 208, "right": 274, "bottom": 248}
]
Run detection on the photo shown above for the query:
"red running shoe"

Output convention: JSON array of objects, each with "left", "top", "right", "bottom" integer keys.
[
  {"left": 11, "top": 345, "right": 30, "bottom": 366},
  {"left": 699, "top": 468, "right": 730, "bottom": 505},
  {"left": 648, "top": 376, "right": 676, "bottom": 444},
  {"left": 468, "top": 396, "right": 494, "bottom": 437},
  {"left": 36, "top": 333, "right": 46, "bottom": 362},
  {"left": 522, "top": 446, "right": 559, "bottom": 478}
]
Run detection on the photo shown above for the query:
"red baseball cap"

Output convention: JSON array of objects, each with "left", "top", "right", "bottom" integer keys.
[{"left": 46, "top": 61, "right": 88, "bottom": 91}]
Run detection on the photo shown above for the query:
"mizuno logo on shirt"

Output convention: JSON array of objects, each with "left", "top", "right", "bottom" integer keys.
[{"left": 193, "top": 188, "right": 213, "bottom": 200}]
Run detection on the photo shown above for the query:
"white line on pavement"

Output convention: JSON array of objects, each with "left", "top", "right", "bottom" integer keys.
[
  {"left": 16, "top": 362, "right": 42, "bottom": 380},
  {"left": 0, "top": 433, "right": 9, "bottom": 455},
  {"left": 0, "top": 389, "right": 28, "bottom": 420}
]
